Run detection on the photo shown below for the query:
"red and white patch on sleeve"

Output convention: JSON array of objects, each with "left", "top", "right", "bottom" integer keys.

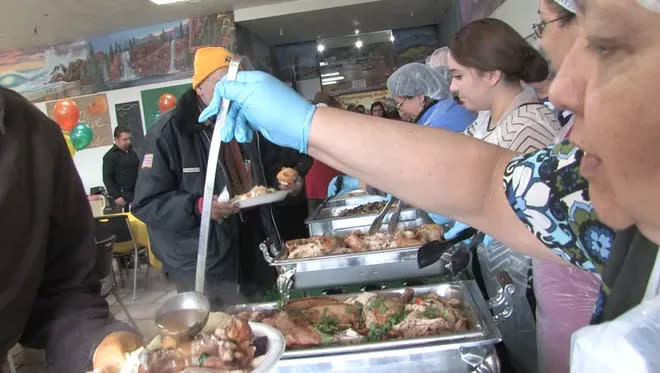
[{"left": 142, "top": 153, "right": 153, "bottom": 168}]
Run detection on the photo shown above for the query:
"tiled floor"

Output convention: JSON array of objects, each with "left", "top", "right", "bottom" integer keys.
[{"left": 13, "top": 265, "right": 175, "bottom": 373}]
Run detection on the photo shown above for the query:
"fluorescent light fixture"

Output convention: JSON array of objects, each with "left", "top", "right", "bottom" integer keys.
[
  {"left": 355, "top": 39, "right": 363, "bottom": 48},
  {"left": 390, "top": 34, "right": 395, "bottom": 42},
  {"left": 321, "top": 72, "right": 340, "bottom": 77},
  {"left": 322, "top": 76, "right": 345, "bottom": 82},
  {"left": 317, "top": 44, "right": 325, "bottom": 53},
  {"left": 150, "top": 0, "right": 189, "bottom": 5},
  {"left": 321, "top": 81, "right": 337, "bottom": 86},
  {"left": 319, "top": 61, "right": 328, "bottom": 67}
]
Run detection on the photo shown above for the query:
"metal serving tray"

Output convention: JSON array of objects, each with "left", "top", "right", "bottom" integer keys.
[
  {"left": 306, "top": 195, "right": 431, "bottom": 236},
  {"left": 227, "top": 281, "right": 501, "bottom": 359}
]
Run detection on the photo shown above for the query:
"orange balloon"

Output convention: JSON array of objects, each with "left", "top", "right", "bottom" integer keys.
[
  {"left": 158, "top": 93, "right": 177, "bottom": 113},
  {"left": 53, "top": 99, "right": 80, "bottom": 131}
]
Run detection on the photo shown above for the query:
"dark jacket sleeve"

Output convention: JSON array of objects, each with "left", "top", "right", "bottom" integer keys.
[
  {"left": 260, "top": 136, "right": 313, "bottom": 187},
  {"left": 19, "top": 119, "right": 134, "bottom": 372},
  {"left": 132, "top": 124, "right": 200, "bottom": 232},
  {"left": 102, "top": 151, "right": 121, "bottom": 199}
]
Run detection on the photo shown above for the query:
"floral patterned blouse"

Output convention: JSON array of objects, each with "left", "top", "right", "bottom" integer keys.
[{"left": 503, "top": 141, "right": 616, "bottom": 320}]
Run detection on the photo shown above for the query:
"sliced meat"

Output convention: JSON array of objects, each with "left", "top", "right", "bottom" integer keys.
[
  {"left": 261, "top": 312, "right": 322, "bottom": 348},
  {"left": 344, "top": 232, "right": 367, "bottom": 252},
  {"left": 303, "top": 303, "right": 361, "bottom": 329},
  {"left": 285, "top": 296, "right": 342, "bottom": 312},
  {"left": 363, "top": 288, "right": 414, "bottom": 328},
  {"left": 234, "top": 309, "right": 277, "bottom": 322},
  {"left": 215, "top": 317, "right": 252, "bottom": 344},
  {"left": 147, "top": 349, "right": 188, "bottom": 373},
  {"left": 419, "top": 224, "right": 444, "bottom": 242},
  {"left": 190, "top": 334, "right": 219, "bottom": 365},
  {"left": 392, "top": 315, "right": 453, "bottom": 338}
]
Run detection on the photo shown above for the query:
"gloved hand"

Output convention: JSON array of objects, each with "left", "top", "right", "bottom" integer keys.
[
  {"left": 198, "top": 71, "right": 316, "bottom": 153},
  {"left": 427, "top": 212, "right": 452, "bottom": 225}
]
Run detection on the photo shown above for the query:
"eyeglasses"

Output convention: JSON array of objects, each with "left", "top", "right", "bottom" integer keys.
[
  {"left": 396, "top": 97, "right": 409, "bottom": 109},
  {"left": 532, "top": 15, "right": 571, "bottom": 38}
]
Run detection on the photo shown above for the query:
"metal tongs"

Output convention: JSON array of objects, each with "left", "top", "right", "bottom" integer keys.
[
  {"left": 195, "top": 56, "right": 243, "bottom": 293},
  {"left": 368, "top": 197, "right": 399, "bottom": 235}
]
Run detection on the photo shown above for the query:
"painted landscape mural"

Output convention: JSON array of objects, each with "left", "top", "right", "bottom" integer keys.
[{"left": 0, "top": 13, "right": 236, "bottom": 102}]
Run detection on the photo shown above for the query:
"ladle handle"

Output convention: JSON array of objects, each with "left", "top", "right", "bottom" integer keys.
[{"left": 195, "top": 56, "right": 243, "bottom": 293}]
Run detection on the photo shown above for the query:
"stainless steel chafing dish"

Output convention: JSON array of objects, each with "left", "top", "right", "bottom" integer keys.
[
  {"left": 305, "top": 194, "right": 431, "bottom": 236},
  {"left": 228, "top": 281, "right": 502, "bottom": 372}
]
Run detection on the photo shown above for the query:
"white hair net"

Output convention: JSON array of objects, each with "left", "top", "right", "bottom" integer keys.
[
  {"left": 426, "top": 47, "right": 450, "bottom": 69},
  {"left": 387, "top": 62, "right": 452, "bottom": 100},
  {"left": 638, "top": 0, "right": 660, "bottom": 11},
  {"left": 553, "top": 0, "right": 577, "bottom": 13}
]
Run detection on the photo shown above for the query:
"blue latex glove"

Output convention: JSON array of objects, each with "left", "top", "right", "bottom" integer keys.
[
  {"left": 198, "top": 71, "right": 316, "bottom": 153},
  {"left": 427, "top": 212, "right": 452, "bottom": 225}
]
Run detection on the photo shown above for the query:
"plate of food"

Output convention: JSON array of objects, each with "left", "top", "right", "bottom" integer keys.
[
  {"left": 117, "top": 314, "right": 285, "bottom": 373},
  {"left": 230, "top": 186, "right": 288, "bottom": 209}
]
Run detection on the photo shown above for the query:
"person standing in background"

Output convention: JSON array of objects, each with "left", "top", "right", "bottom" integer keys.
[
  {"left": 370, "top": 101, "right": 385, "bottom": 117},
  {"left": 103, "top": 127, "right": 139, "bottom": 211}
]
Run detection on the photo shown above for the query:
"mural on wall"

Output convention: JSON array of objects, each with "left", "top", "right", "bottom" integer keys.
[
  {"left": 336, "top": 89, "right": 393, "bottom": 112},
  {"left": 45, "top": 93, "right": 113, "bottom": 149},
  {"left": 115, "top": 101, "right": 145, "bottom": 156},
  {"left": 140, "top": 83, "right": 191, "bottom": 132},
  {"left": 460, "top": 0, "right": 506, "bottom": 23},
  {"left": 0, "top": 13, "right": 236, "bottom": 103},
  {"left": 392, "top": 25, "right": 440, "bottom": 67}
]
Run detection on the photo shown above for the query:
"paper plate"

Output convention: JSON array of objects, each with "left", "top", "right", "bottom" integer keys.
[{"left": 234, "top": 190, "right": 288, "bottom": 209}]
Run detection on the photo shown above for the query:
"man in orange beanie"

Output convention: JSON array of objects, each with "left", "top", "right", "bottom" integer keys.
[{"left": 132, "top": 47, "right": 311, "bottom": 306}]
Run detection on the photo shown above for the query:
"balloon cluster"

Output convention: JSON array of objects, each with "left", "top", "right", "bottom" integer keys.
[{"left": 52, "top": 98, "right": 94, "bottom": 156}]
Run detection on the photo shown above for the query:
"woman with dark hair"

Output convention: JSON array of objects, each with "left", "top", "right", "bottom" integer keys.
[
  {"left": 448, "top": 18, "right": 561, "bottom": 151},
  {"left": 370, "top": 101, "right": 385, "bottom": 117},
  {"left": 445, "top": 19, "right": 563, "bottom": 371},
  {"left": 355, "top": 104, "right": 366, "bottom": 114}
]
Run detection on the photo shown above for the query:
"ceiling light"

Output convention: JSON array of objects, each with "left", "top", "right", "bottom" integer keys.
[
  {"left": 355, "top": 39, "right": 363, "bottom": 49},
  {"left": 321, "top": 72, "right": 340, "bottom": 77},
  {"left": 317, "top": 44, "right": 325, "bottom": 53},
  {"left": 321, "top": 81, "right": 337, "bottom": 86},
  {"left": 150, "top": 0, "right": 189, "bottom": 4},
  {"left": 319, "top": 61, "right": 328, "bottom": 67},
  {"left": 390, "top": 34, "right": 395, "bottom": 42},
  {"left": 322, "top": 76, "right": 345, "bottom": 82},
  {"left": 354, "top": 29, "right": 360, "bottom": 35}
]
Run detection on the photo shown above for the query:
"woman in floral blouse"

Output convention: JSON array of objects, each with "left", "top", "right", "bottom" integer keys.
[{"left": 199, "top": 0, "right": 660, "bottom": 367}]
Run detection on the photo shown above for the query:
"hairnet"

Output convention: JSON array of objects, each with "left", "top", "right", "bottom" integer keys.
[
  {"left": 387, "top": 62, "right": 452, "bottom": 100},
  {"left": 426, "top": 47, "right": 450, "bottom": 69},
  {"left": 638, "top": 0, "right": 660, "bottom": 11},
  {"left": 553, "top": 0, "right": 577, "bottom": 13}
]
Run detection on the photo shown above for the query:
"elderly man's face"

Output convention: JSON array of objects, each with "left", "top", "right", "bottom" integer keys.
[{"left": 196, "top": 67, "right": 229, "bottom": 106}]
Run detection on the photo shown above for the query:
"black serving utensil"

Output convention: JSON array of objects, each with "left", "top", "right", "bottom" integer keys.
[{"left": 417, "top": 228, "right": 478, "bottom": 269}]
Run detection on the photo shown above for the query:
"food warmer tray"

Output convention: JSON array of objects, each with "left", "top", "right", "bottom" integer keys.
[
  {"left": 261, "top": 238, "right": 451, "bottom": 289},
  {"left": 227, "top": 281, "right": 501, "bottom": 371},
  {"left": 306, "top": 195, "right": 431, "bottom": 236}
]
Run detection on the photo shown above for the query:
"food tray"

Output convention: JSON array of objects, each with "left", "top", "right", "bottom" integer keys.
[
  {"left": 305, "top": 195, "right": 430, "bottom": 236},
  {"left": 226, "top": 281, "right": 501, "bottom": 359},
  {"left": 261, "top": 240, "right": 445, "bottom": 289}
]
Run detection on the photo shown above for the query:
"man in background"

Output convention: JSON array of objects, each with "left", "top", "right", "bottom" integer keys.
[{"left": 103, "top": 127, "right": 140, "bottom": 211}]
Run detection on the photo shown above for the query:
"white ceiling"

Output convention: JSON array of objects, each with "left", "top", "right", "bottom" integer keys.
[
  {"left": 0, "top": 0, "right": 456, "bottom": 51},
  {"left": 0, "top": 0, "right": 290, "bottom": 50}
]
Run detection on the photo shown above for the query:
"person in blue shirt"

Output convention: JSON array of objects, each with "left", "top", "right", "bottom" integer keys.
[{"left": 387, "top": 62, "right": 475, "bottom": 131}]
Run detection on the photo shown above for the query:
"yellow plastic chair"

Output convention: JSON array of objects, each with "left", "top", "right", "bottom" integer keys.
[{"left": 94, "top": 215, "right": 149, "bottom": 300}]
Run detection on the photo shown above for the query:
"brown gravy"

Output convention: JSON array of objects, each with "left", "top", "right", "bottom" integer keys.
[{"left": 157, "top": 309, "right": 207, "bottom": 335}]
